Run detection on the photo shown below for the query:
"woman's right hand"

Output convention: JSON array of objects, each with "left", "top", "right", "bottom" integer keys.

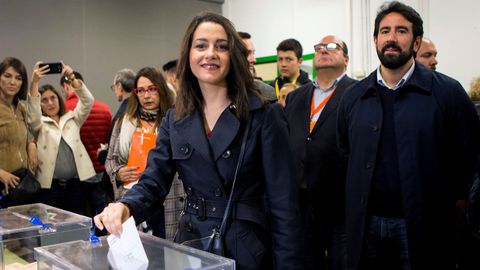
[
  {"left": 0, "top": 169, "right": 20, "bottom": 194},
  {"left": 117, "top": 166, "right": 140, "bottom": 183},
  {"left": 31, "top": 61, "right": 49, "bottom": 84},
  {"left": 94, "top": 202, "right": 131, "bottom": 236}
]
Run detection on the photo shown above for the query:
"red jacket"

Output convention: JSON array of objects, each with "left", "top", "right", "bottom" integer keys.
[{"left": 65, "top": 92, "right": 112, "bottom": 172}]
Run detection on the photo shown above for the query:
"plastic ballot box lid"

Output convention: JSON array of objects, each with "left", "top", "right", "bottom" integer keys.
[
  {"left": 34, "top": 231, "right": 236, "bottom": 270},
  {"left": 0, "top": 203, "right": 91, "bottom": 240}
]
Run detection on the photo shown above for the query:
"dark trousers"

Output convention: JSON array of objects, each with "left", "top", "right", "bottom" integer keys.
[
  {"left": 299, "top": 188, "right": 327, "bottom": 270},
  {"left": 40, "top": 178, "right": 86, "bottom": 216},
  {"left": 327, "top": 222, "right": 347, "bottom": 270},
  {"left": 83, "top": 179, "right": 108, "bottom": 217},
  {"left": 360, "top": 215, "right": 411, "bottom": 270},
  {"left": 83, "top": 174, "right": 110, "bottom": 236}
]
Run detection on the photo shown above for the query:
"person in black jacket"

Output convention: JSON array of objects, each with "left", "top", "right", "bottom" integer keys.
[
  {"left": 95, "top": 12, "right": 304, "bottom": 270},
  {"left": 270, "top": 38, "right": 310, "bottom": 98},
  {"left": 337, "top": 2, "right": 480, "bottom": 269},
  {"left": 285, "top": 35, "right": 356, "bottom": 270}
]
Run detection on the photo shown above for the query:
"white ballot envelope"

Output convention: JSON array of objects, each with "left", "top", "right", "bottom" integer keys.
[{"left": 106, "top": 216, "right": 149, "bottom": 270}]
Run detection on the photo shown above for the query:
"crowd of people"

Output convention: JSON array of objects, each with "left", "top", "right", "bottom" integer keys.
[{"left": 1, "top": 1, "right": 480, "bottom": 270}]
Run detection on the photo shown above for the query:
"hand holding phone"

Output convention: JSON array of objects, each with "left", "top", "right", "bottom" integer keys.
[{"left": 38, "top": 62, "right": 63, "bottom": 74}]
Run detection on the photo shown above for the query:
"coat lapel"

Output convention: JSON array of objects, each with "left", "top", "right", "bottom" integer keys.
[
  {"left": 301, "top": 86, "right": 314, "bottom": 133},
  {"left": 173, "top": 109, "right": 214, "bottom": 166},
  {"left": 208, "top": 108, "right": 240, "bottom": 161}
]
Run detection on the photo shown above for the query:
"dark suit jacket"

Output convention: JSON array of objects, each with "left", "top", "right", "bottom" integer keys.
[
  {"left": 121, "top": 94, "right": 304, "bottom": 270},
  {"left": 284, "top": 75, "right": 356, "bottom": 222}
]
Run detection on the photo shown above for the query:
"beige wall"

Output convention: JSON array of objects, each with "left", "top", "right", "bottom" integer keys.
[{"left": 1, "top": 0, "right": 221, "bottom": 112}]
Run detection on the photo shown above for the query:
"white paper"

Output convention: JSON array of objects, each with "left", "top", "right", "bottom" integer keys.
[{"left": 107, "top": 216, "right": 149, "bottom": 270}]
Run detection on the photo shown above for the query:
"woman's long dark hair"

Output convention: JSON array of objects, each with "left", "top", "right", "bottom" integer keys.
[
  {"left": 0, "top": 57, "right": 28, "bottom": 106},
  {"left": 175, "top": 12, "right": 264, "bottom": 121}
]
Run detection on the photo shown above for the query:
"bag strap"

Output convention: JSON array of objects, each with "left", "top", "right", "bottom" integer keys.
[{"left": 207, "top": 115, "right": 251, "bottom": 247}]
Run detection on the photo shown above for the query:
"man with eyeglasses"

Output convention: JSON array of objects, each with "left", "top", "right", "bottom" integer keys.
[
  {"left": 284, "top": 35, "right": 356, "bottom": 270},
  {"left": 98, "top": 69, "right": 135, "bottom": 166},
  {"left": 337, "top": 2, "right": 480, "bottom": 269},
  {"left": 61, "top": 72, "right": 112, "bottom": 223},
  {"left": 270, "top": 38, "right": 310, "bottom": 98}
]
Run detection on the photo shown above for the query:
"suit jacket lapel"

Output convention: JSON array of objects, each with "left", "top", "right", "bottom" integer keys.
[{"left": 310, "top": 77, "right": 348, "bottom": 134}]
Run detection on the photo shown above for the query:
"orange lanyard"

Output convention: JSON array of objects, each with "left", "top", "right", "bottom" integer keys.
[
  {"left": 309, "top": 89, "right": 335, "bottom": 132},
  {"left": 275, "top": 74, "right": 299, "bottom": 98}
]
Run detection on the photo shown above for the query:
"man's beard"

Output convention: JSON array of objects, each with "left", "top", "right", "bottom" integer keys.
[{"left": 377, "top": 41, "right": 414, "bottom": 69}]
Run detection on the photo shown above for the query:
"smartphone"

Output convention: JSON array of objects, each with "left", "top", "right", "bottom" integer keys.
[{"left": 39, "top": 62, "right": 63, "bottom": 74}]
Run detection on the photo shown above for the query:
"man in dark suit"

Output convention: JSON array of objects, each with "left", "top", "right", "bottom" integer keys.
[{"left": 284, "top": 35, "right": 356, "bottom": 270}]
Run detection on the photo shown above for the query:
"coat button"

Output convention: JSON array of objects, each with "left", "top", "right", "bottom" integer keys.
[
  {"left": 185, "top": 222, "right": 192, "bottom": 232},
  {"left": 372, "top": 125, "right": 378, "bottom": 132},
  {"left": 186, "top": 186, "right": 193, "bottom": 196},
  {"left": 180, "top": 145, "right": 190, "bottom": 154},
  {"left": 306, "top": 137, "right": 311, "bottom": 142},
  {"left": 214, "top": 188, "right": 222, "bottom": 197},
  {"left": 365, "top": 162, "right": 373, "bottom": 169},
  {"left": 43, "top": 145, "right": 47, "bottom": 149},
  {"left": 222, "top": 150, "right": 231, "bottom": 159},
  {"left": 360, "top": 198, "right": 366, "bottom": 205}
]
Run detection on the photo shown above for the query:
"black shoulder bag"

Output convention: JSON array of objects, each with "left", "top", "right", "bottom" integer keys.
[{"left": 182, "top": 116, "right": 251, "bottom": 256}]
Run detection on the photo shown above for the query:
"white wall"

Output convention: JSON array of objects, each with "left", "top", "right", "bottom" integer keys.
[{"left": 223, "top": 0, "right": 480, "bottom": 91}]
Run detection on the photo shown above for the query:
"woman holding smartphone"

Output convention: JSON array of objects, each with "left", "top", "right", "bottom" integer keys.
[
  {"left": 27, "top": 62, "right": 95, "bottom": 215},
  {"left": 95, "top": 13, "right": 304, "bottom": 269}
]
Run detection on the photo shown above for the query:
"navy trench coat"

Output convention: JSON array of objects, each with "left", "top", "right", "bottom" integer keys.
[
  {"left": 121, "top": 94, "right": 304, "bottom": 270},
  {"left": 337, "top": 63, "right": 480, "bottom": 270}
]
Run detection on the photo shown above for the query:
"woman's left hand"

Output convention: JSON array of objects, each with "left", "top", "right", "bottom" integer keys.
[
  {"left": 94, "top": 202, "right": 131, "bottom": 237},
  {"left": 61, "top": 62, "right": 82, "bottom": 89},
  {"left": 27, "top": 141, "right": 39, "bottom": 173}
]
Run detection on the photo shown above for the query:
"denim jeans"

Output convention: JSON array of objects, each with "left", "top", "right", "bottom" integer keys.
[
  {"left": 328, "top": 223, "right": 347, "bottom": 270},
  {"left": 40, "top": 178, "right": 86, "bottom": 216},
  {"left": 362, "top": 215, "right": 411, "bottom": 270}
]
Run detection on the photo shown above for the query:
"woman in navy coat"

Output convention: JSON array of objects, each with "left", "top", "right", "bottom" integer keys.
[{"left": 95, "top": 12, "right": 304, "bottom": 270}]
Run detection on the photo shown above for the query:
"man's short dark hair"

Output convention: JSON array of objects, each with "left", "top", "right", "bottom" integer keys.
[
  {"left": 162, "top": 59, "right": 178, "bottom": 73},
  {"left": 276, "top": 38, "right": 303, "bottom": 59},
  {"left": 374, "top": 1, "right": 423, "bottom": 39},
  {"left": 60, "top": 71, "right": 84, "bottom": 85},
  {"left": 237, "top": 31, "right": 251, "bottom": 39}
]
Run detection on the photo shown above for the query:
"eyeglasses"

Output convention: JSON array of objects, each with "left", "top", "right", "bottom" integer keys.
[
  {"left": 314, "top": 42, "right": 343, "bottom": 53},
  {"left": 41, "top": 95, "right": 58, "bottom": 104},
  {"left": 134, "top": 85, "right": 158, "bottom": 95},
  {"left": 110, "top": 84, "right": 115, "bottom": 91}
]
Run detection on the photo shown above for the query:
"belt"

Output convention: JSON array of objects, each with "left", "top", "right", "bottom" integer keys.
[
  {"left": 184, "top": 197, "right": 267, "bottom": 229},
  {"left": 52, "top": 178, "right": 79, "bottom": 188}
]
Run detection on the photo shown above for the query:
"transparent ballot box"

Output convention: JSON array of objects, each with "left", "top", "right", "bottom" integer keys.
[
  {"left": 34, "top": 231, "right": 236, "bottom": 270},
  {"left": 0, "top": 203, "right": 92, "bottom": 270}
]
